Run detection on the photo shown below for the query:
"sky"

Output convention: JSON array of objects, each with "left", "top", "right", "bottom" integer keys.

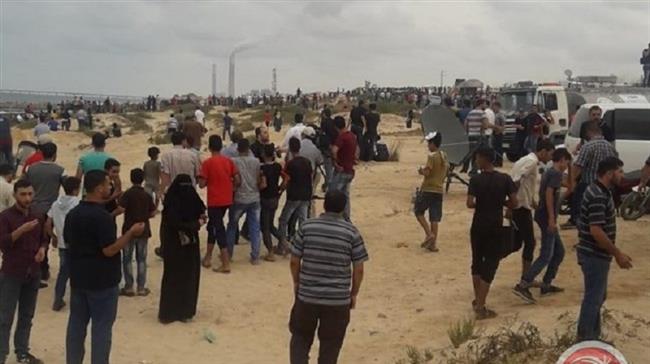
[{"left": 0, "top": 0, "right": 649, "bottom": 97}]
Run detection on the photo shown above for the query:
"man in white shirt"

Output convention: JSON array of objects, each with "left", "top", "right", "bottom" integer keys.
[
  {"left": 282, "top": 113, "right": 306, "bottom": 152},
  {"left": 0, "top": 164, "right": 14, "bottom": 212},
  {"left": 509, "top": 139, "right": 554, "bottom": 281},
  {"left": 194, "top": 106, "right": 205, "bottom": 127}
]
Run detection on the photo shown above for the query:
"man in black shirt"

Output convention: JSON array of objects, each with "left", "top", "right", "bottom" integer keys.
[
  {"left": 466, "top": 147, "right": 518, "bottom": 320},
  {"left": 276, "top": 138, "right": 313, "bottom": 255},
  {"left": 363, "top": 103, "right": 381, "bottom": 161},
  {"left": 103, "top": 158, "right": 123, "bottom": 218},
  {"left": 250, "top": 126, "right": 280, "bottom": 163},
  {"left": 64, "top": 170, "right": 144, "bottom": 364},
  {"left": 260, "top": 145, "right": 282, "bottom": 261},
  {"left": 319, "top": 109, "right": 338, "bottom": 192},
  {"left": 349, "top": 100, "right": 366, "bottom": 146}
]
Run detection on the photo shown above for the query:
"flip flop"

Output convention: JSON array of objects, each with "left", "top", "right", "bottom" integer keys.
[
  {"left": 201, "top": 256, "right": 212, "bottom": 269},
  {"left": 420, "top": 236, "right": 434, "bottom": 249}
]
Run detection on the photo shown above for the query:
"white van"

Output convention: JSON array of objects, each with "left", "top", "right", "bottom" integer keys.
[{"left": 565, "top": 103, "right": 650, "bottom": 177}]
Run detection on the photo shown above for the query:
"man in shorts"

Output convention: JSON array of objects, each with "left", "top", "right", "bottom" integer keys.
[
  {"left": 467, "top": 147, "right": 518, "bottom": 320},
  {"left": 414, "top": 132, "right": 448, "bottom": 252}
]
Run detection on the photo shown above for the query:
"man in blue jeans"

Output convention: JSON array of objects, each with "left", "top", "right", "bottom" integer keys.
[
  {"left": 226, "top": 139, "right": 263, "bottom": 265},
  {"left": 330, "top": 116, "right": 357, "bottom": 220},
  {"left": 64, "top": 170, "right": 145, "bottom": 364},
  {"left": 513, "top": 148, "right": 571, "bottom": 303},
  {"left": 277, "top": 137, "right": 313, "bottom": 255},
  {"left": 0, "top": 179, "right": 47, "bottom": 364},
  {"left": 575, "top": 157, "right": 632, "bottom": 342}
]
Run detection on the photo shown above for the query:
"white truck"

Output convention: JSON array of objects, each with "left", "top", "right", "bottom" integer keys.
[{"left": 498, "top": 83, "right": 650, "bottom": 161}]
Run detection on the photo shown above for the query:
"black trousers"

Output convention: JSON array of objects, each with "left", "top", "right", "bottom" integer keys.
[
  {"left": 289, "top": 299, "right": 350, "bottom": 364},
  {"left": 260, "top": 197, "right": 279, "bottom": 251},
  {"left": 512, "top": 207, "right": 536, "bottom": 264}
]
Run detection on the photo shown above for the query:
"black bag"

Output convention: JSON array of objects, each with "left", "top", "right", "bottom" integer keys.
[
  {"left": 374, "top": 142, "right": 389, "bottom": 162},
  {"left": 498, "top": 220, "right": 517, "bottom": 259},
  {"left": 359, "top": 134, "right": 373, "bottom": 162}
]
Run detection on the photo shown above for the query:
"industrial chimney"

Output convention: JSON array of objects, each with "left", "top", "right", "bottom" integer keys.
[
  {"left": 228, "top": 52, "right": 235, "bottom": 97},
  {"left": 211, "top": 63, "right": 217, "bottom": 96}
]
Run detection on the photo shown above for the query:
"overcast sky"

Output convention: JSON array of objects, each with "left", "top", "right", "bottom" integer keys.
[{"left": 1, "top": 1, "right": 648, "bottom": 97}]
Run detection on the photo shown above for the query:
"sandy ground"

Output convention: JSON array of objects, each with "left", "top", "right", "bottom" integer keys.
[{"left": 8, "top": 111, "right": 649, "bottom": 364}]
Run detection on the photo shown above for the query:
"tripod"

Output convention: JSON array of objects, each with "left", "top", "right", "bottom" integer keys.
[{"left": 445, "top": 142, "right": 482, "bottom": 193}]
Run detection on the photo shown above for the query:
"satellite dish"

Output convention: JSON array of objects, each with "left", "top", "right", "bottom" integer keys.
[
  {"left": 420, "top": 104, "right": 470, "bottom": 166},
  {"left": 564, "top": 69, "right": 573, "bottom": 80}
]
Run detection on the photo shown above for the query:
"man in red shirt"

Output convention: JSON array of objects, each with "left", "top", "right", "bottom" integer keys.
[
  {"left": 21, "top": 134, "right": 52, "bottom": 175},
  {"left": 198, "top": 135, "right": 239, "bottom": 273},
  {"left": 330, "top": 116, "right": 357, "bottom": 220}
]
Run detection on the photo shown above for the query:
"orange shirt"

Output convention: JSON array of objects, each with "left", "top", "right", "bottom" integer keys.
[{"left": 201, "top": 155, "right": 238, "bottom": 207}]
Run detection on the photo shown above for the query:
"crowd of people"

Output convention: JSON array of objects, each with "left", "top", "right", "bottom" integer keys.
[{"left": 0, "top": 93, "right": 649, "bottom": 364}]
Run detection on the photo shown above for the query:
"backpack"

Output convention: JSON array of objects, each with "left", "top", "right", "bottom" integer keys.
[{"left": 374, "top": 141, "right": 390, "bottom": 162}]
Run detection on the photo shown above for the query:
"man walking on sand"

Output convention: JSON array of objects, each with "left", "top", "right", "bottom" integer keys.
[
  {"left": 64, "top": 170, "right": 145, "bottom": 364},
  {"left": 576, "top": 157, "right": 632, "bottom": 342},
  {"left": 509, "top": 139, "right": 554, "bottom": 286},
  {"left": 289, "top": 190, "right": 368, "bottom": 364},
  {"left": 330, "top": 116, "right": 357, "bottom": 220},
  {"left": 199, "top": 135, "right": 238, "bottom": 272},
  {"left": 467, "top": 147, "right": 518, "bottom": 320},
  {"left": 415, "top": 132, "right": 448, "bottom": 253},
  {"left": 0, "top": 180, "right": 47, "bottom": 364}
]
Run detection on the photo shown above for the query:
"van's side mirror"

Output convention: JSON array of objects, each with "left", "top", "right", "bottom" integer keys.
[{"left": 559, "top": 118, "right": 567, "bottom": 127}]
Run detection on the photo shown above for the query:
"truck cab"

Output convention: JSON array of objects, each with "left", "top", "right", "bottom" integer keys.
[{"left": 499, "top": 83, "right": 582, "bottom": 161}]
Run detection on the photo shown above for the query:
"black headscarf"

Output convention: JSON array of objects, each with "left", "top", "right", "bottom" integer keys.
[{"left": 163, "top": 174, "right": 205, "bottom": 222}]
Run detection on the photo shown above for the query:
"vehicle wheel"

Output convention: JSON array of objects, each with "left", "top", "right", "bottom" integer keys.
[
  {"left": 506, "top": 152, "right": 518, "bottom": 162},
  {"left": 620, "top": 191, "right": 647, "bottom": 221}
]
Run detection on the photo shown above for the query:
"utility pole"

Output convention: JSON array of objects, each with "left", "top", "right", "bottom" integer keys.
[{"left": 440, "top": 70, "right": 445, "bottom": 91}]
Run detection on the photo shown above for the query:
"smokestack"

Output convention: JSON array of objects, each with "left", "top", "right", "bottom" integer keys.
[
  {"left": 211, "top": 63, "right": 217, "bottom": 96},
  {"left": 272, "top": 68, "right": 277, "bottom": 93},
  {"left": 228, "top": 53, "right": 235, "bottom": 97}
]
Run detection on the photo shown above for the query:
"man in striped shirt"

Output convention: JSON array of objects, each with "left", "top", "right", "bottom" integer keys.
[
  {"left": 289, "top": 190, "right": 368, "bottom": 364},
  {"left": 463, "top": 99, "right": 491, "bottom": 175},
  {"left": 564, "top": 121, "right": 617, "bottom": 230},
  {"left": 576, "top": 157, "right": 632, "bottom": 342}
]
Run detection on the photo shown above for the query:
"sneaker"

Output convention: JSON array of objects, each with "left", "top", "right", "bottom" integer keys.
[
  {"left": 52, "top": 300, "right": 66, "bottom": 312},
  {"left": 250, "top": 258, "right": 261, "bottom": 266},
  {"left": 213, "top": 265, "right": 231, "bottom": 274},
  {"left": 512, "top": 284, "right": 536, "bottom": 304},
  {"left": 16, "top": 353, "right": 43, "bottom": 364},
  {"left": 38, "top": 282, "right": 48, "bottom": 289},
  {"left": 540, "top": 285, "right": 564, "bottom": 296},
  {"left": 264, "top": 253, "right": 276, "bottom": 262},
  {"left": 560, "top": 221, "right": 576, "bottom": 230}
]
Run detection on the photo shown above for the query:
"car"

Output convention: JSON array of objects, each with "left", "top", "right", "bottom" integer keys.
[{"left": 565, "top": 103, "right": 650, "bottom": 178}]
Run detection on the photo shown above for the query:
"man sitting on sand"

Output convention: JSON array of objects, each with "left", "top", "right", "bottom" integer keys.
[
  {"left": 466, "top": 147, "right": 517, "bottom": 320},
  {"left": 415, "top": 131, "right": 448, "bottom": 253}
]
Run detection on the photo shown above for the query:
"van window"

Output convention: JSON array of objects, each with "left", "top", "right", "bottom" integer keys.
[
  {"left": 543, "top": 94, "right": 558, "bottom": 111},
  {"left": 614, "top": 109, "right": 650, "bottom": 141}
]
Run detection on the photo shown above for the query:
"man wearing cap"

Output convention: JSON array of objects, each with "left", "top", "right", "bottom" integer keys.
[
  {"left": 415, "top": 132, "right": 448, "bottom": 252},
  {"left": 75, "top": 133, "right": 113, "bottom": 179},
  {"left": 21, "top": 135, "right": 53, "bottom": 175}
]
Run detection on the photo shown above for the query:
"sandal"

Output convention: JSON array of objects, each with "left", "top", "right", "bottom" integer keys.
[
  {"left": 137, "top": 288, "right": 151, "bottom": 297},
  {"left": 213, "top": 265, "right": 231, "bottom": 274},
  {"left": 201, "top": 256, "right": 212, "bottom": 269},
  {"left": 120, "top": 288, "right": 135, "bottom": 297},
  {"left": 425, "top": 244, "right": 439, "bottom": 252},
  {"left": 475, "top": 307, "right": 498, "bottom": 320},
  {"left": 420, "top": 237, "right": 434, "bottom": 249}
]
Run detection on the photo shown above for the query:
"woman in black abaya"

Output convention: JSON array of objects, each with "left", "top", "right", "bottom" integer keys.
[{"left": 158, "top": 174, "right": 206, "bottom": 323}]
